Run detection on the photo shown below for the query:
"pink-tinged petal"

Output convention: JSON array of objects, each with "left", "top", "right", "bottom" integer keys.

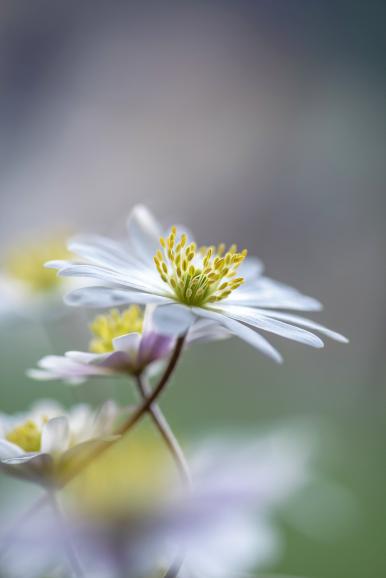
[
  {"left": 218, "top": 305, "right": 324, "bottom": 349},
  {"left": 138, "top": 331, "right": 174, "bottom": 367},
  {"left": 0, "top": 439, "right": 24, "bottom": 459},
  {"left": 126, "top": 204, "right": 162, "bottom": 263},
  {"left": 64, "top": 286, "right": 173, "bottom": 308},
  {"left": 41, "top": 417, "right": 70, "bottom": 455},
  {"left": 192, "top": 307, "right": 282, "bottom": 363}
]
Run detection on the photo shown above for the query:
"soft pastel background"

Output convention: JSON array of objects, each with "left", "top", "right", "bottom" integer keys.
[{"left": 0, "top": 2, "right": 385, "bottom": 577}]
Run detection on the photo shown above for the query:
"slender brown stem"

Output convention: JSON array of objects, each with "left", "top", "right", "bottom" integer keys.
[
  {"left": 135, "top": 374, "right": 192, "bottom": 488},
  {"left": 60, "top": 334, "right": 187, "bottom": 486}
]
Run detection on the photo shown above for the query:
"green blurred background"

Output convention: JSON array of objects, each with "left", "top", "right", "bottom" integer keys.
[{"left": 1, "top": 1, "right": 385, "bottom": 577}]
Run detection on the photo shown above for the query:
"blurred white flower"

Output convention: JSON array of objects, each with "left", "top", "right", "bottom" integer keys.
[
  {"left": 0, "top": 234, "right": 84, "bottom": 321},
  {"left": 28, "top": 304, "right": 228, "bottom": 384},
  {"left": 0, "top": 400, "right": 119, "bottom": 486},
  {"left": 47, "top": 205, "right": 348, "bottom": 362},
  {"left": 53, "top": 429, "right": 311, "bottom": 578}
]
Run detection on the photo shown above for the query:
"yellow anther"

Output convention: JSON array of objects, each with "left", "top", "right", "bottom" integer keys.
[
  {"left": 89, "top": 306, "right": 143, "bottom": 354},
  {"left": 159, "top": 237, "right": 166, "bottom": 248},
  {"left": 153, "top": 226, "right": 247, "bottom": 306}
]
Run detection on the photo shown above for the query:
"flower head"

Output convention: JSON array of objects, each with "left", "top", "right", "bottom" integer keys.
[
  {"left": 0, "top": 234, "right": 76, "bottom": 320},
  {"left": 45, "top": 428, "right": 311, "bottom": 578},
  {"left": 28, "top": 304, "right": 227, "bottom": 384},
  {"left": 0, "top": 400, "right": 119, "bottom": 486},
  {"left": 154, "top": 227, "right": 247, "bottom": 306},
  {"left": 47, "top": 205, "right": 348, "bottom": 362}
]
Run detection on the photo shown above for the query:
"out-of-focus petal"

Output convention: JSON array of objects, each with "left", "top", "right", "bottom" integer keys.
[
  {"left": 41, "top": 417, "right": 70, "bottom": 455},
  {"left": 126, "top": 204, "right": 162, "bottom": 263},
  {"left": 0, "top": 439, "right": 24, "bottom": 459}
]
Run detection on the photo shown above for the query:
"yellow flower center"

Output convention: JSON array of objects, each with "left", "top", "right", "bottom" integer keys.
[
  {"left": 5, "top": 238, "right": 70, "bottom": 293},
  {"left": 154, "top": 226, "right": 247, "bottom": 307},
  {"left": 6, "top": 419, "right": 42, "bottom": 453},
  {"left": 70, "top": 430, "right": 173, "bottom": 518},
  {"left": 89, "top": 306, "right": 144, "bottom": 353}
]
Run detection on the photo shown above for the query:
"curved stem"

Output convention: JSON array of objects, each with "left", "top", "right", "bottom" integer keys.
[
  {"left": 61, "top": 334, "right": 187, "bottom": 486},
  {"left": 1, "top": 335, "right": 188, "bottom": 573},
  {"left": 135, "top": 374, "right": 192, "bottom": 488}
]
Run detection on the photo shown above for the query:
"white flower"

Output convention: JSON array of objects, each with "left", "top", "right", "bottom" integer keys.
[
  {"left": 0, "top": 400, "right": 119, "bottom": 486},
  {"left": 47, "top": 205, "right": 348, "bottom": 362},
  {"left": 28, "top": 304, "right": 228, "bottom": 384},
  {"left": 48, "top": 428, "right": 311, "bottom": 578},
  {"left": 0, "top": 235, "right": 79, "bottom": 321}
]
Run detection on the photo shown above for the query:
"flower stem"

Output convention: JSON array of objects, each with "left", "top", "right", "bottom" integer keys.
[
  {"left": 61, "top": 334, "right": 187, "bottom": 486},
  {"left": 48, "top": 491, "right": 84, "bottom": 578},
  {"left": 135, "top": 374, "right": 192, "bottom": 488}
]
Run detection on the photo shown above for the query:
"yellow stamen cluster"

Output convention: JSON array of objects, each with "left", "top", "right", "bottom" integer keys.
[
  {"left": 154, "top": 226, "right": 247, "bottom": 307},
  {"left": 5, "top": 238, "right": 69, "bottom": 293},
  {"left": 6, "top": 420, "right": 42, "bottom": 453},
  {"left": 89, "top": 306, "right": 143, "bottom": 353}
]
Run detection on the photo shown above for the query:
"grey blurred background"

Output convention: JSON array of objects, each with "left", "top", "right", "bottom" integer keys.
[{"left": 0, "top": 2, "right": 385, "bottom": 577}]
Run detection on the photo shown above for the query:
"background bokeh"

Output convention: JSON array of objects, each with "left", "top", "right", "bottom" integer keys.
[{"left": 0, "top": 2, "right": 385, "bottom": 577}]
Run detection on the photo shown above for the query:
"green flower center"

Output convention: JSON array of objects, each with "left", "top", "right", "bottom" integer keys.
[
  {"left": 89, "top": 306, "right": 144, "bottom": 353},
  {"left": 154, "top": 226, "right": 247, "bottom": 307}
]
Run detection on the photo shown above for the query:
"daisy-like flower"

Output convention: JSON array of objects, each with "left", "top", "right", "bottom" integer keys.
[
  {"left": 47, "top": 205, "right": 348, "bottom": 362},
  {"left": 28, "top": 304, "right": 228, "bottom": 384},
  {"left": 0, "top": 235, "right": 75, "bottom": 320},
  {"left": 44, "top": 428, "right": 311, "bottom": 578},
  {"left": 0, "top": 400, "right": 119, "bottom": 486}
]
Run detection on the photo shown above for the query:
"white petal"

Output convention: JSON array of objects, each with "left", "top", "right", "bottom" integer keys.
[
  {"left": 226, "top": 277, "right": 322, "bottom": 311},
  {"left": 56, "top": 263, "right": 161, "bottom": 293},
  {"left": 0, "top": 439, "right": 24, "bottom": 459},
  {"left": 187, "top": 319, "right": 230, "bottom": 344},
  {"left": 152, "top": 303, "right": 195, "bottom": 336},
  {"left": 192, "top": 307, "right": 282, "bottom": 363},
  {"left": 1, "top": 453, "right": 42, "bottom": 465},
  {"left": 218, "top": 305, "right": 324, "bottom": 348},
  {"left": 64, "top": 286, "right": 173, "bottom": 308},
  {"left": 238, "top": 257, "right": 264, "bottom": 281},
  {"left": 126, "top": 204, "right": 162, "bottom": 262},
  {"left": 113, "top": 332, "right": 141, "bottom": 353},
  {"left": 257, "top": 310, "right": 349, "bottom": 343},
  {"left": 65, "top": 351, "right": 106, "bottom": 363},
  {"left": 41, "top": 417, "right": 70, "bottom": 455},
  {"left": 68, "top": 234, "right": 139, "bottom": 270}
]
